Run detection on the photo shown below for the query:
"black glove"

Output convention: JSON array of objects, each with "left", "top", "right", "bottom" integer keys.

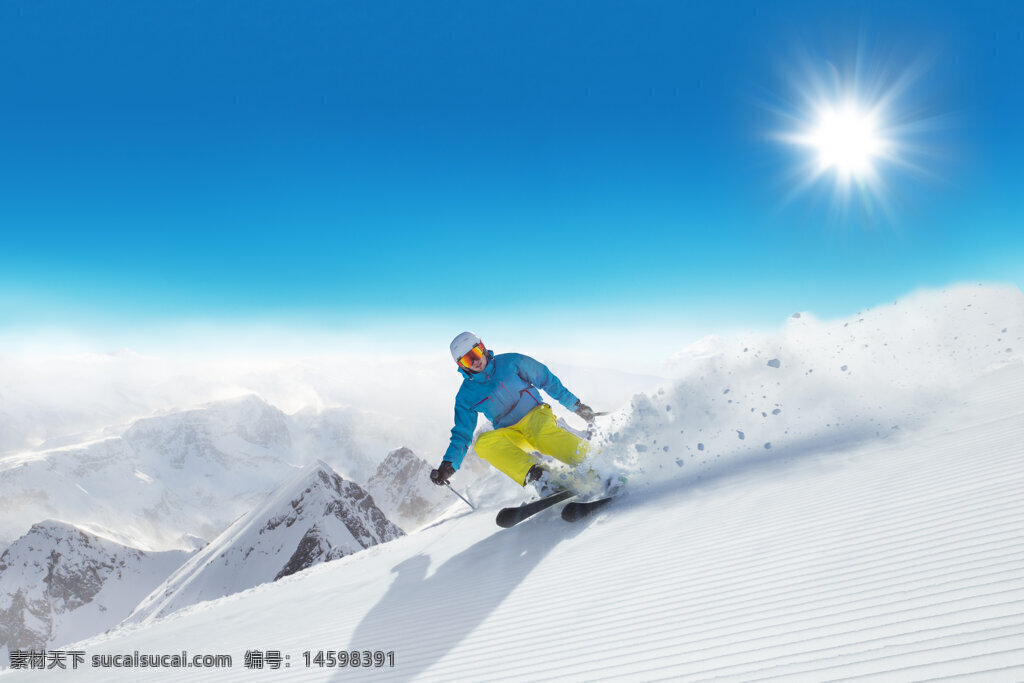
[
  {"left": 430, "top": 461, "right": 455, "bottom": 486},
  {"left": 575, "top": 402, "right": 597, "bottom": 423}
]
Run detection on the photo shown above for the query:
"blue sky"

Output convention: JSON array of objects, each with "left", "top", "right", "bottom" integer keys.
[{"left": 1, "top": 1, "right": 1021, "bottom": 355}]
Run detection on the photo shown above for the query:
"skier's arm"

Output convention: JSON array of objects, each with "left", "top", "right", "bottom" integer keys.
[
  {"left": 516, "top": 354, "right": 580, "bottom": 412},
  {"left": 442, "top": 391, "right": 477, "bottom": 471}
]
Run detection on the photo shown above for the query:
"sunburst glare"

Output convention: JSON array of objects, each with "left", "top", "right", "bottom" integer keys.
[{"left": 769, "top": 47, "right": 941, "bottom": 224}]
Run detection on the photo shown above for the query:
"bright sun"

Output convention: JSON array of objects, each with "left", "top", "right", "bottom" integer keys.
[
  {"left": 769, "top": 52, "right": 939, "bottom": 222},
  {"left": 808, "top": 103, "right": 885, "bottom": 178},
  {"left": 769, "top": 51, "right": 944, "bottom": 223}
]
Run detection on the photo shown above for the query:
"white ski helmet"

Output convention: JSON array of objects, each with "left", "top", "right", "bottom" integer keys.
[{"left": 450, "top": 331, "right": 483, "bottom": 362}]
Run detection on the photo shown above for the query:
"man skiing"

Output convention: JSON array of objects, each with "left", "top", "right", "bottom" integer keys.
[{"left": 429, "top": 331, "right": 597, "bottom": 496}]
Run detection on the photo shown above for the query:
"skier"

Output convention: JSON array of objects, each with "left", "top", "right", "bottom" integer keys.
[{"left": 429, "top": 331, "right": 597, "bottom": 496}]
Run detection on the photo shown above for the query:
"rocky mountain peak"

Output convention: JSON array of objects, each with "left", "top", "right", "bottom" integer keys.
[
  {"left": 126, "top": 460, "right": 403, "bottom": 625},
  {"left": 0, "top": 521, "right": 189, "bottom": 652},
  {"left": 365, "top": 447, "right": 457, "bottom": 531}
]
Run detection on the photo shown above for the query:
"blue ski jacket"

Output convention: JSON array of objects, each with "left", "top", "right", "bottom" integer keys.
[{"left": 443, "top": 350, "right": 580, "bottom": 470}]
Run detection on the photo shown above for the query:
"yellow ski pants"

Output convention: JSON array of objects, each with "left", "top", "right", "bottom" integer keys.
[{"left": 474, "top": 404, "right": 589, "bottom": 485}]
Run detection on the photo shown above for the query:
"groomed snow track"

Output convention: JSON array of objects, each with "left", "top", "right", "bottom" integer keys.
[{"left": 43, "top": 365, "right": 1024, "bottom": 682}]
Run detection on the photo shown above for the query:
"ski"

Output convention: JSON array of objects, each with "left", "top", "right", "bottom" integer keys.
[
  {"left": 496, "top": 489, "right": 575, "bottom": 528},
  {"left": 561, "top": 494, "right": 618, "bottom": 522}
]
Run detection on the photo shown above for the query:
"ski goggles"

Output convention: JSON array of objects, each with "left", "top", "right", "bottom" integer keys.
[{"left": 457, "top": 342, "right": 487, "bottom": 369}]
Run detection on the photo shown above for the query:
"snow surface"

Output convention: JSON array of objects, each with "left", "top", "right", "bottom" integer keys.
[{"left": 3, "top": 283, "right": 1023, "bottom": 680}]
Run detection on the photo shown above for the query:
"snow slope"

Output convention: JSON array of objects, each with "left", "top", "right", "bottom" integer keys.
[
  {"left": 21, "top": 359, "right": 1019, "bottom": 681},
  {"left": 9, "top": 283, "right": 1018, "bottom": 681}
]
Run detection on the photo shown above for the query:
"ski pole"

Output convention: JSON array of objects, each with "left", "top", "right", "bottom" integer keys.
[{"left": 445, "top": 483, "right": 475, "bottom": 510}]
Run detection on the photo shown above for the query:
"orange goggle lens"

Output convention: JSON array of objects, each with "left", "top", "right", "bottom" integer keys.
[{"left": 458, "top": 343, "right": 486, "bottom": 368}]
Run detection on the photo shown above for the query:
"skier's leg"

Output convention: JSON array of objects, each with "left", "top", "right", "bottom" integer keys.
[
  {"left": 519, "top": 404, "right": 608, "bottom": 494},
  {"left": 474, "top": 427, "right": 539, "bottom": 485},
  {"left": 521, "top": 404, "right": 589, "bottom": 467}
]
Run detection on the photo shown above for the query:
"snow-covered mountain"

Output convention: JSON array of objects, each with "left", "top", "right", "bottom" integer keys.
[
  {"left": 0, "top": 396, "right": 302, "bottom": 550},
  {"left": 0, "top": 522, "right": 189, "bottom": 654},
  {"left": 124, "top": 393, "right": 293, "bottom": 472},
  {"left": 0, "top": 395, "right": 433, "bottom": 551},
  {"left": 124, "top": 461, "right": 403, "bottom": 626},
  {"left": 364, "top": 447, "right": 460, "bottom": 531},
  {"left": 0, "top": 350, "right": 466, "bottom": 464}
]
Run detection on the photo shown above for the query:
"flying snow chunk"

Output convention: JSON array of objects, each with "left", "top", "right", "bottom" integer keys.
[{"left": 768, "top": 359, "right": 782, "bottom": 368}]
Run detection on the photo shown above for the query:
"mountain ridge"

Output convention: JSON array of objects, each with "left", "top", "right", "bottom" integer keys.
[
  {"left": 0, "top": 520, "right": 190, "bottom": 654},
  {"left": 123, "top": 460, "right": 403, "bottom": 627}
]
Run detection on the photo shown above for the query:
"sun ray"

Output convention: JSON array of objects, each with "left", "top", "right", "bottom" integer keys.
[{"left": 764, "top": 42, "right": 947, "bottom": 227}]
